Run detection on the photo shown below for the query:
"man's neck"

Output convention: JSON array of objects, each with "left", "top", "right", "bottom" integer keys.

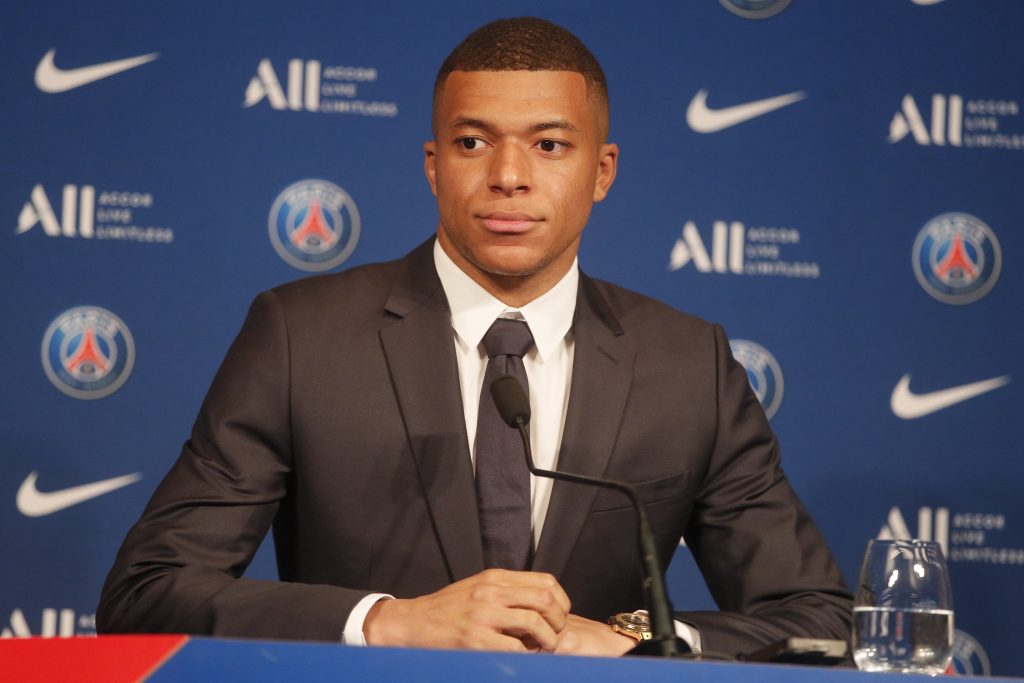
[{"left": 433, "top": 239, "right": 578, "bottom": 365}]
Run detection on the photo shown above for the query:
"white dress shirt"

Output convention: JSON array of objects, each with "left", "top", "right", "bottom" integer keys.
[
  {"left": 342, "top": 242, "right": 576, "bottom": 644},
  {"left": 433, "top": 240, "right": 577, "bottom": 537},
  {"left": 343, "top": 241, "right": 698, "bottom": 652}
]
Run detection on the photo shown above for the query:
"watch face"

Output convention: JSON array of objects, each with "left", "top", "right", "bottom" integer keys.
[
  {"left": 617, "top": 612, "right": 651, "bottom": 629},
  {"left": 610, "top": 614, "right": 651, "bottom": 630}
]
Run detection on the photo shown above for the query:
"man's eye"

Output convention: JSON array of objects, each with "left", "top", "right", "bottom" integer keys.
[
  {"left": 537, "top": 140, "right": 567, "bottom": 153},
  {"left": 460, "top": 138, "right": 485, "bottom": 150}
]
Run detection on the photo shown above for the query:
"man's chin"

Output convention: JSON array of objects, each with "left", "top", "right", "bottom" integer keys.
[{"left": 471, "top": 251, "right": 550, "bottom": 280}]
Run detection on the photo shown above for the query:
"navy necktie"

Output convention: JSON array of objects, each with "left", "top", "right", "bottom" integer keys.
[{"left": 475, "top": 318, "right": 535, "bottom": 570}]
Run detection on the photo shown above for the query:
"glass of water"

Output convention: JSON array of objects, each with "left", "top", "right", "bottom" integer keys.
[{"left": 853, "top": 539, "right": 954, "bottom": 675}]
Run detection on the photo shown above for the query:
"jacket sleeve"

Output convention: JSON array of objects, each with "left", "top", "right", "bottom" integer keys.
[
  {"left": 96, "top": 290, "right": 370, "bottom": 641},
  {"left": 674, "top": 324, "right": 853, "bottom": 656}
]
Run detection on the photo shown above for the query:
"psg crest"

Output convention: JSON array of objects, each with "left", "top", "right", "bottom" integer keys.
[
  {"left": 41, "top": 306, "right": 135, "bottom": 400},
  {"left": 268, "top": 179, "right": 361, "bottom": 272},
  {"left": 912, "top": 213, "right": 1001, "bottom": 305},
  {"left": 718, "top": 0, "right": 792, "bottom": 19},
  {"left": 729, "top": 339, "right": 784, "bottom": 420}
]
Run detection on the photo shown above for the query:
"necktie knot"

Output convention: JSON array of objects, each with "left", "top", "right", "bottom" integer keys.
[{"left": 482, "top": 318, "right": 534, "bottom": 360}]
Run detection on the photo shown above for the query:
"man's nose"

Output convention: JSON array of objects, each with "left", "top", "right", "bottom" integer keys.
[{"left": 487, "top": 144, "right": 531, "bottom": 196}]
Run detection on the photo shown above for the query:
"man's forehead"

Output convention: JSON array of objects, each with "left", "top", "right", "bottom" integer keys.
[
  {"left": 438, "top": 71, "right": 593, "bottom": 124},
  {"left": 440, "top": 70, "right": 590, "bottom": 101},
  {"left": 432, "top": 69, "right": 608, "bottom": 141}
]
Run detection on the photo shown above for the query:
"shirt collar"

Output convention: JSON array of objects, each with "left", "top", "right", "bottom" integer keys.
[{"left": 433, "top": 239, "right": 578, "bottom": 363}]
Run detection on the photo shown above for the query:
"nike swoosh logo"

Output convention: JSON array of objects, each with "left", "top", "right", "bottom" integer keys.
[
  {"left": 16, "top": 471, "right": 142, "bottom": 517},
  {"left": 686, "top": 89, "right": 807, "bottom": 133},
  {"left": 890, "top": 373, "right": 1010, "bottom": 419},
  {"left": 35, "top": 49, "right": 159, "bottom": 94}
]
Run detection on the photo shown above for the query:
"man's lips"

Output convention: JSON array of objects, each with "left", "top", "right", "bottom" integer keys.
[{"left": 480, "top": 212, "right": 540, "bottom": 233}]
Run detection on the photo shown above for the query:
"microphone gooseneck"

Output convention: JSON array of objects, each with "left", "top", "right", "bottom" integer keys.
[{"left": 489, "top": 374, "right": 684, "bottom": 658}]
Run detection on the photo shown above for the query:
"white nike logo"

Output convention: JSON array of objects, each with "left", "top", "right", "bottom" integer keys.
[
  {"left": 35, "top": 49, "right": 159, "bottom": 94},
  {"left": 890, "top": 373, "right": 1010, "bottom": 419},
  {"left": 686, "top": 89, "right": 807, "bottom": 133},
  {"left": 16, "top": 471, "right": 142, "bottom": 517}
]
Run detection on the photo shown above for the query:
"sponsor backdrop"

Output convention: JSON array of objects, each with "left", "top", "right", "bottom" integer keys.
[{"left": 2, "top": 0, "right": 1020, "bottom": 676}]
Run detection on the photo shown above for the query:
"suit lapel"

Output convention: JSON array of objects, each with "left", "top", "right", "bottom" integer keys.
[
  {"left": 533, "top": 275, "right": 635, "bottom": 578},
  {"left": 379, "top": 240, "right": 484, "bottom": 581}
]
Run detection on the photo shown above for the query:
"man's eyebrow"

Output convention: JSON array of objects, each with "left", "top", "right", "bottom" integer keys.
[
  {"left": 448, "top": 117, "right": 494, "bottom": 131},
  {"left": 530, "top": 119, "right": 578, "bottom": 133},
  {"left": 446, "top": 117, "right": 579, "bottom": 133}
]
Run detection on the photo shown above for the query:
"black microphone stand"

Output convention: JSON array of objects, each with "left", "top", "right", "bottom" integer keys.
[{"left": 491, "top": 376, "right": 688, "bottom": 658}]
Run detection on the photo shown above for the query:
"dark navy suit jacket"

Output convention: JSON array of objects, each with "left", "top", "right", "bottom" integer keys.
[{"left": 98, "top": 238, "right": 851, "bottom": 655}]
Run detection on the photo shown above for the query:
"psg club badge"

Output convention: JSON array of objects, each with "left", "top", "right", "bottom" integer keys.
[
  {"left": 41, "top": 306, "right": 135, "bottom": 400},
  {"left": 268, "top": 179, "right": 361, "bottom": 272},
  {"left": 912, "top": 213, "right": 1002, "bottom": 305},
  {"left": 729, "top": 339, "right": 784, "bottom": 420},
  {"left": 718, "top": 0, "right": 792, "bottom": 19}
]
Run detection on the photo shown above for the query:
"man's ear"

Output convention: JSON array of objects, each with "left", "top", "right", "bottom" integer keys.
[
  {"left": 593, "top": 142, "right": 618, "bottom": 203},
  {"left": 424, "top": 141, "right": 438, "bottom": 197}
]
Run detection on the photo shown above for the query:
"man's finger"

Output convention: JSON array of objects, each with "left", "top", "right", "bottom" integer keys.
[
  {"left": 477, "top": 569, "right": 572, "bottom": 615},
  {"left": 500, "top": 586, "right": 570, "bottom": 633},
  {"left": 520, "top": 571, "right": 571, "bottom": 614},
  {"left": 478, "top": 606, "right": 559, "bottom": 652}
]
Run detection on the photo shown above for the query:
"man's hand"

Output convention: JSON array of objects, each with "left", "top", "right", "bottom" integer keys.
[
  {"left": 554, "top": 614, "right": 638, "bottom": 657},
  {"left": 363, "top": 568, "right": 571, "bottom": 652}
]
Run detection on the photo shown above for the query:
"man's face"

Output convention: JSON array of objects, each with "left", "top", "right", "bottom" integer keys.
[{"left": 425, "top": 70, "right": 617, "bottom": 301}]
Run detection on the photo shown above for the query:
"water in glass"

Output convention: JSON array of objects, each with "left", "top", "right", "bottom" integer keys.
[{"left": 853, "top": 606, "right": 953, "bottom": 675}]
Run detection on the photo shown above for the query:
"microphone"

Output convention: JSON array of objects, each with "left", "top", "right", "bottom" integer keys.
[{"left": 490, "top": 375, "right": 687, "bottom": 658}]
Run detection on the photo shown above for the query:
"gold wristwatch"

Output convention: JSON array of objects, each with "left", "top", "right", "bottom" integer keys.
[{"left": 607, "top": 611, "right": 653, "bottom": 641}]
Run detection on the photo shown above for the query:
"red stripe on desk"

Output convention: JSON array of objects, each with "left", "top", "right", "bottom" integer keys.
[{"left": 0, "top": 635, "right": 189, "bottom": 683}]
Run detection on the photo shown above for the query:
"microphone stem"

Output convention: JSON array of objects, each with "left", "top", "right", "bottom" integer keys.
[{"left": 516, "top": 420, "right": 681, "bottom": 657}]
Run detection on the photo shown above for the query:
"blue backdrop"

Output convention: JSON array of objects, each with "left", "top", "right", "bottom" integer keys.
[{"left": 2, "top": 0, "right": 1020, "bottom": 676}]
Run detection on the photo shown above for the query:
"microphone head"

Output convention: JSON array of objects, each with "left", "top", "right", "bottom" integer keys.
[{"left": 490, "top": 375, "right": 531, "bottom": 427}]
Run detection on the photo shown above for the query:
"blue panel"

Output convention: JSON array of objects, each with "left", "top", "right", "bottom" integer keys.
[
  {"left": 2, "top": 1, "right": 1020, "bottom": 676},
  {"left": 150, "top": 638, "right": 1006, "bottom": 683}
]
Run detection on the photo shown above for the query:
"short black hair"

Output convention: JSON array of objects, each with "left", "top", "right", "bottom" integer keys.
[{"left": 432, "top": 17, "right": 609, "bottom": 139}]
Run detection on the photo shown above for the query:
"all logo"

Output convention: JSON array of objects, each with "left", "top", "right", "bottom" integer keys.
[
  {"left": 889, "top": 94, "right": 1024, "bottom": 150},
  {"left": 244, "top": 58, "right": 397, "bottom": 117},
  {"left": 669, "top": 220, "right": 820, "bottom": 278},
  {"left": 268, "top": 180, "right": 361, "bottom": 272},
  {"left": 729, "top": 340, "right": 784, "bottom": 420},
  {"left": 912, "top": 213, "right": 1001, "bottom": 305},
  {"left": 879, "top": 505, "right": 950, "bottom": 555},
  {"left": 2, "top": 608, "right": 95, "bottom": 638},
  {"left": 18, "top": 184, "right": 94, "bottom": 237},
  {"left": 878, "top": 506, "right": 1024, "bottom": 565},
  {"left": 890, "top": 94, "right": 963, "bottom": 146},
  {"left": 17, "top": 184, "right": 173, "bottom": 244},
  {"left": 41, "top": 306, "right": 135, "bottom": 400}
]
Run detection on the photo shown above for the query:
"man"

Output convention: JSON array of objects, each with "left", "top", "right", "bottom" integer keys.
[{"left": 98, "top": 18, "right": 851, "bottom": 657}]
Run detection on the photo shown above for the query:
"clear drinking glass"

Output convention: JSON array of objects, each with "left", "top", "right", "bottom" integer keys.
[{"left": 852, "top": 539, "right": 954, "bottom": 675}]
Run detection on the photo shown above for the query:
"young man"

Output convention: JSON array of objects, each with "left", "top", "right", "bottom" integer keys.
[{"left": 98, "top": 18, "right": 851, "bottom": 657}]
